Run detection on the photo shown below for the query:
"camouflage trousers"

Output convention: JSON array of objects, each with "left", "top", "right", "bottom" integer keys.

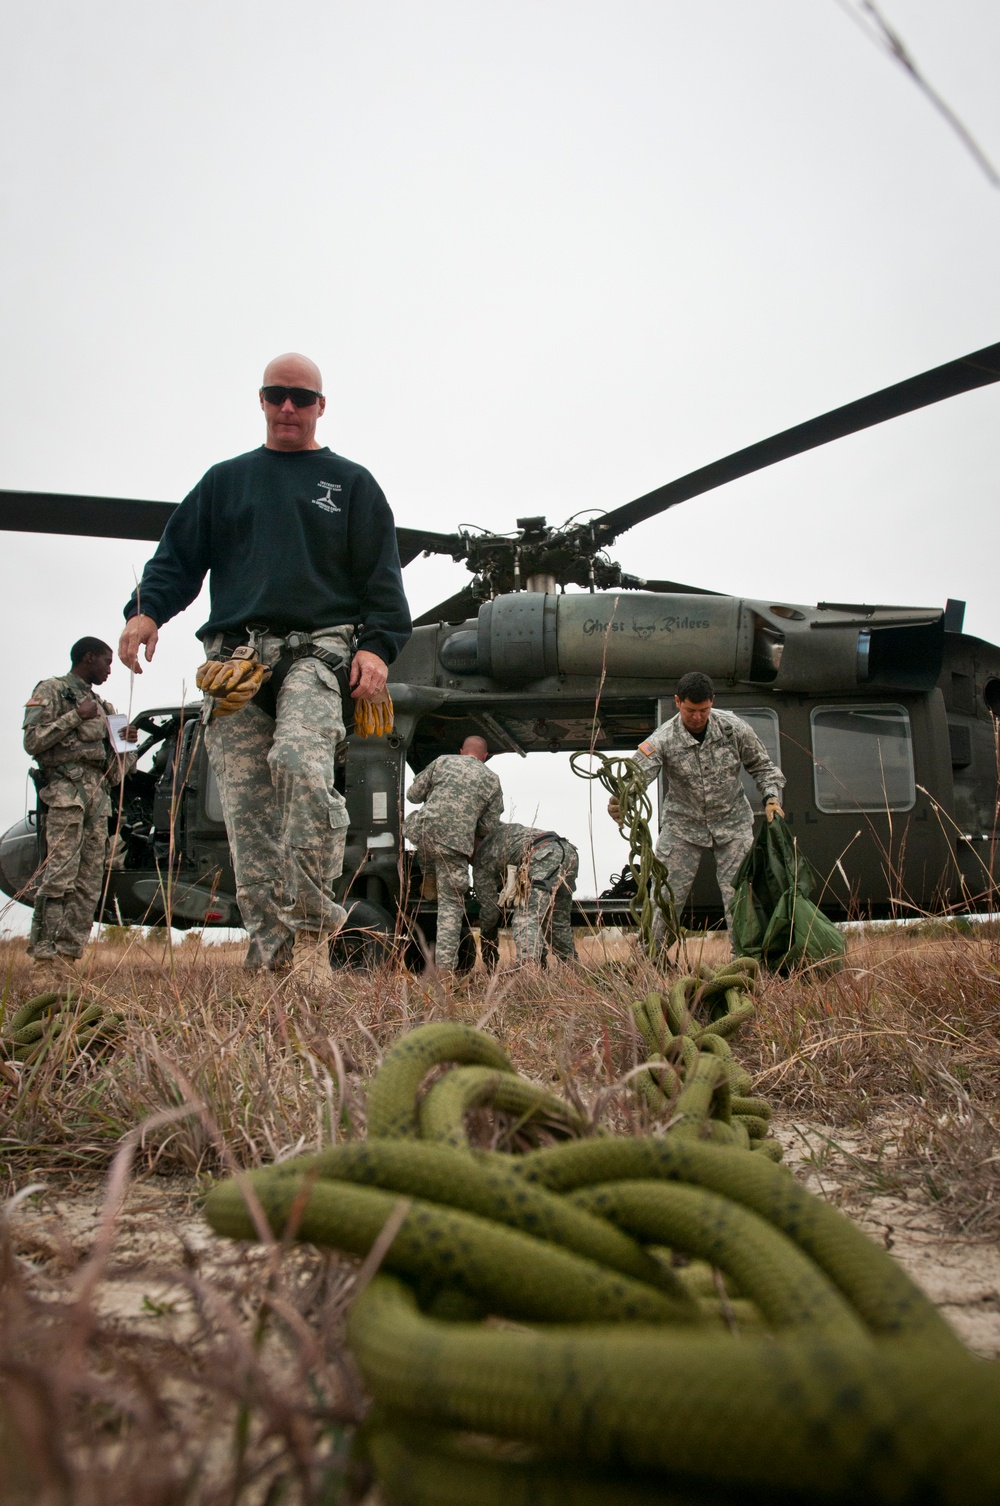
[
  {"left": 651, "top": 824, "right": 753, "bottom": 951},
  {"left": 412, "top": 841, "right": 470, "bottom": 972},
  {"left": 511, "top": 838, "right": 579, "bottom": 965},
  {"left": 204, "top": 627, "right": 352, "bottom": 968},
  {"left": 29, "top": 774, "right": 109, "bottom": 959}
]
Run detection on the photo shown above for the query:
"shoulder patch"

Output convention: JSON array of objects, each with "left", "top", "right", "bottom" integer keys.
[
  {"left": 24, "top": 698, "right": 43, "bottom": 707},
  {"left": 638, "top": 740, "right": 655, "bottom": 756}
]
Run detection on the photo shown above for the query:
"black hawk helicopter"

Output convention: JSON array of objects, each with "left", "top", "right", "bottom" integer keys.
[{"left": 2, "top": 340, "right": 999, "bottom": 959}]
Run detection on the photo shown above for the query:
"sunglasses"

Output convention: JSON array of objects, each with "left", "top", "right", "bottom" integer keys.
[{"left": 260, "top": 385, "right": 323, "bottom": 408}]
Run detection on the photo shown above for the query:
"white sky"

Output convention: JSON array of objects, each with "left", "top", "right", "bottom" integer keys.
[{"left": 1, "top": 1, "right": 998, "bottom": 929}]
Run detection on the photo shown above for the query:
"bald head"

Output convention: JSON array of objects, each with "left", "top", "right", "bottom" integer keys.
[
  {"left": 259, "top": 352, "right": 326, "bottom": 451},
  {"left": 262, "top": 352, "right": 323, "bottom": 391},
  {"left": 460, "top": 735, "right": 490, "bottom": 763}
]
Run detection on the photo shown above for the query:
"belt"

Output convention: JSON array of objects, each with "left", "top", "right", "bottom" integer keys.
[
  {"left": 209, "top": 625, "right": 353, "bottom": 711},
  {"left": 525, "top": 833, "right": 571, "bottom": 889}
]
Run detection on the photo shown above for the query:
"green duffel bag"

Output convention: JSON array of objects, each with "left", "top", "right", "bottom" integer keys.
[{"left": 731, "top": 818, "right": 846, "bottom": 972}]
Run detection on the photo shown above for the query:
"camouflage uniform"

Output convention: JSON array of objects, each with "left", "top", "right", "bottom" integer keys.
[
  {"left": 22, "top": 674, "right": 133, "bottom": 959},
  {"left": 403, "top": 755, "right": 504, "bottom": 971},
  {"left": 202, "top": 625, "right": 352, "bottom": 968},
  {"left": 631, "top": 709, "right": 784, "bottom": 945},
  {"left": 474, "top": 822, "right": 579, "bottom": 965}
]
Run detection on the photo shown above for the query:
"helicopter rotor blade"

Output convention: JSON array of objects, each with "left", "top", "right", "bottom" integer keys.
[
  {"left": 621, "top": 576, "right": 722, "bottom": 596},
  {"left": 396, "top": 526, "right": 465, "bottom": 568},
  {"left": 594, "top": 339, "right": 1000, "bottom": 545},
  {"left": 0, "top": 489, "right": 176, "bottom": 541},
  {"left": 411, "top": 587, "right": 483, "bottom": 627},
  {"left": 0, "top": 489, "right": 465, "bottom": 569}
]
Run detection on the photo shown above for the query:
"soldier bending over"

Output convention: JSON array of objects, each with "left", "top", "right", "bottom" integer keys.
[
  {"left": 474, "top": 821, "right": 579, "bottom": 969},
  {"left": 403, "top": 736, "right": 503, "bottom": 974}
]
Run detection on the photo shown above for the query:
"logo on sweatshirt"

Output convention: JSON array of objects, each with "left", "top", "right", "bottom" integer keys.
[{"left": 311, "top": 481, "right": 342, "bottom": 513}]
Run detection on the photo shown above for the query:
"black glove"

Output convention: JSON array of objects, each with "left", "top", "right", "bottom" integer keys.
[{"left": 480, "top": 928, "right": 499, "bottom": 972}]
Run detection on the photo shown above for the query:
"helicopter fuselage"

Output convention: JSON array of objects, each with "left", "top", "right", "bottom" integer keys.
[{"left": 3, "top": 590, "right": 994, "bottom": 942}]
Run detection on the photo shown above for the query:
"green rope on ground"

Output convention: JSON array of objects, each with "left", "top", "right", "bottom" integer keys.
[
  {"left": 204, "top": 999, "right": 998, "bottom": 1505},
  {"left": 366, "top": 1021, "right": 513, "bottom": 1139},
  {"left": 208, "top": 1138, "right": 693, "bottom": 1306},
  {"left": 419, "top": 1065, "right": 588, "bottom": 1149},
  {"left": 629, "top": 958, "right": 778, "bottom": 1154},
  {"left": 349, "top": 1275, "right": 998, "bottom": 1505},
  {"left": 363, "top": 1422, "right": 688, "bottom": 1506},
  {"left": 569, "top": 750, "right": 678, "bottom": 953},
  {"left": 2, "top": 990, "right": 122, "bottom": 1062}
]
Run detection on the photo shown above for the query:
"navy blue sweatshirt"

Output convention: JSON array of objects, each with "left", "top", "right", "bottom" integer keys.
[{"left": 123, "top": 446, "right": 412, "bottom": 664}]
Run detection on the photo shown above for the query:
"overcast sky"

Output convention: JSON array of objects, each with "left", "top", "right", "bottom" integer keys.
[{"left": 1, "top": 1, "right": 998, "bottom": 931}]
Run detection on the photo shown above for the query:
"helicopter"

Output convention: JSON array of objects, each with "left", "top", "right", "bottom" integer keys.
[{"left": 1, "top": 339, "right": 999, "bottom": 962}]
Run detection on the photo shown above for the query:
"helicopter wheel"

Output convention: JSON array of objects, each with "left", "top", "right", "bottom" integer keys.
[{"left": 330, "top": 899, "right": 396, "bottom": 970}]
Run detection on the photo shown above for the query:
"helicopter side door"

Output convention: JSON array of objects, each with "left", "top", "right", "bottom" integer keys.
[{"left": 680, "top": 690, "right": 957, "bottom": 923}]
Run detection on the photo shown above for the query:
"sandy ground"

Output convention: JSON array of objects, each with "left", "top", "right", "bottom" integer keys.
[
  {"left": 773, "top": 1115, "right": 1000, "bottom": 1359},
  {"left": 7, "top": 1118, "right": 999, "bottom": 1361}
]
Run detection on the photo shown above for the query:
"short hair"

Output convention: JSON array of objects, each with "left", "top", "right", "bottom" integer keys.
[
  {"left": 70, "top": 636, "right": 112, "bottom": 665},
  {"left": 676, "top": 671, "right": 715, "bottom": 703}
]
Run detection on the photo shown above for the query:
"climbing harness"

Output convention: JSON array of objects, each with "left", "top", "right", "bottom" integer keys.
[
  {"left": 570, "top": 750, "right": 678, "bottom": 953},
  {"left": 198, "top": 624, "right": 354, "bottom": 721},
  {"left": 500, "top": 832, "right": 571, "bottom": 909},
  {"left": 196, "top": 646, "right": 271, "bottom": 717}
]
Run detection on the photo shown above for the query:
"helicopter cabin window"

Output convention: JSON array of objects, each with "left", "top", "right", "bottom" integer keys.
[
  {"left": 734, "top": 708, "right": 781, "bottom": 811},
  {"left": 810, "top": 705, "right": 915, "bottom": 813}
]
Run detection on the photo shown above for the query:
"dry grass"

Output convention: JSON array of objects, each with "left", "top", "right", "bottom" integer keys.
[
  {"left": 741, "top": 925, "right": 1000, "bottom": 1235},
  {"left": 0, "top": 923, "right": 998, "bottom": 1501},
  {"left": 0, "top": 1194, "right": 366, "bottom": 1504},
  {"left": 1, "top": 925, "right": 998, "bottom": 1224}
]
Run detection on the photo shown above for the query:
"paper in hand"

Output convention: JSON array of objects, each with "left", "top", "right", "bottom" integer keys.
[{"left": 107, "top": 714, "right": 134, "bottom": 754}]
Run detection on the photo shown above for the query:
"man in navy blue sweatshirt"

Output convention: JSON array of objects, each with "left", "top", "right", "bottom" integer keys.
[{"left": 118, "top": 353, "right": 411, "bottom": 990}]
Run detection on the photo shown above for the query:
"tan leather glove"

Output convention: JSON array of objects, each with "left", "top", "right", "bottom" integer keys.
[
  {"left": 354, "top": 689, "right": 394, "bottom": 738},
  {"left": 608, "top": 795, "right": 623, "bottom": 826},
  {"left": 498, "top": 864, "right": 520, "bottom": 907},
  {"left": 196, "top": 655, "right": 270, "bottom": 717},
  {"left": 765, "top": 798, "right": 785, "bottom": 823},
  {"left": 213, "top": 676, "right": 267, "bottom": 716}
]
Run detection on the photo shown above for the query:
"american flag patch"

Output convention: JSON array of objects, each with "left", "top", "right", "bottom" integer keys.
[
  {"left": 24, "top": 698, "right": 42, "bottom": 707},
  {"left": 638, "top": 739, "right": 654, "bottom": 756}
]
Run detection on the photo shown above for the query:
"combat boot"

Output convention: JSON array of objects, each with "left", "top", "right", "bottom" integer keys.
[
  {"left": 28, "top": 959, "right": 59, "bottom": 992},
  {"left": 292, "top": 930, "right": 337, "bottom": 994}
]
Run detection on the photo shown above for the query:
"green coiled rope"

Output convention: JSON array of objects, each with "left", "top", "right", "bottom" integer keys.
[
  {"left": 204, "top": 971, "right": 999, "bottom": 1504},
  {"left": 420, "top": 1065, "right": 587, "bottom": 1149},
  {"left": 569, "top": 749, "right": 678, "bottom": 952},
  {"left": 630, "top": 957, "right": 781, "bottom": 1156},
  {"left": 2, "top": 990, "right": 122, "bottom": 1062}
]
